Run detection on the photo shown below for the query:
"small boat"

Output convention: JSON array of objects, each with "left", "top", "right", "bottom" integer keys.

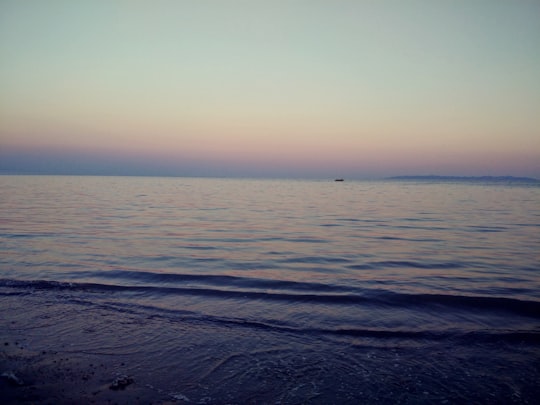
[{"left": 334, "top": 178, "right": 344, "bottom": 182}]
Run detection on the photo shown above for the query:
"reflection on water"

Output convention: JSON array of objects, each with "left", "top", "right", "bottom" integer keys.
[
  {"left": 1, "top": 176, "right": 539, "bottom": 403},
  {"left": 1, "top": 176, "right": 538, "bottom": 297}
]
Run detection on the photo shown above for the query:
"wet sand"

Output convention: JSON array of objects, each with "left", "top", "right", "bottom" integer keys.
[
  {"left": 1, "top": 340, "right": 179, "bottom": 404},
  {"left": 3, "top": 334, "right": 540, "bottom": 405},
  {"left": 2, "top": 289, "right": 539, "bottom": 404}
]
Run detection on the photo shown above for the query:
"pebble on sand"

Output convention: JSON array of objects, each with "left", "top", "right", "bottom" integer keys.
[
  {"left": 109, "top": 374, "right": 134, "bottom": 390},
  {"left": 1, "top": 371, "right": 25, "bottom": 386}
]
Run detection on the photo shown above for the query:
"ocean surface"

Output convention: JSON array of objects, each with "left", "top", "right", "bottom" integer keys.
[{"left": 1, "top": 175, "right": 539, "bottom": 404}]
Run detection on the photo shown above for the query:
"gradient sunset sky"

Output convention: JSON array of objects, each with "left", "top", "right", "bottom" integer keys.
[{"left": 1, "top": 1, "right": 539, "bottom": 178}]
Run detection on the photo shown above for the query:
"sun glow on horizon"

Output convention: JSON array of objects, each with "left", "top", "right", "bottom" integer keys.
[{"left": 1, "top": 1, "right": 539, "bottom": 178}]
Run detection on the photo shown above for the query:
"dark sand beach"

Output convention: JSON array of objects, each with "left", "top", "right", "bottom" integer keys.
[
  {"left": 2, "top": 288, "right": 539, "bottom": 404},
  {"left": 1, "top": 339, "right": 174, "bottom": 404},
  {"left": 3, "top": 337, "right": 539, "bottom": 404}
]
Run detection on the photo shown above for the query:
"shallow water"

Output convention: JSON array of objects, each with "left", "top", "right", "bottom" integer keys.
[{"left": 1, "top": 176, "right": 539, "bottom": 403}]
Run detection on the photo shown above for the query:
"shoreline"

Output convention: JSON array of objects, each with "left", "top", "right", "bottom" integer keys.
[{"left": 2, "top": 295, "right": 539, "bottom": 404}]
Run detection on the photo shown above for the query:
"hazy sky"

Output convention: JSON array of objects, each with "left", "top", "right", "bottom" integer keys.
[{"left": 1, "top": 0, "right": 539, "bottom": 178}]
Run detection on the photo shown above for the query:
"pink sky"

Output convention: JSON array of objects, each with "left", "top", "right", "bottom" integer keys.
[{"left": 1, "top": 1, "right": 539, "bottom": 178}]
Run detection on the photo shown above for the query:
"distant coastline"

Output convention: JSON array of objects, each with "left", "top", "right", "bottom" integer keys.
[{"left": 386, "top": 175, "right": 539, "bottom": 183}]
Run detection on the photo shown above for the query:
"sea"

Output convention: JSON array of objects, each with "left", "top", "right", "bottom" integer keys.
[{"left": 1, "top": 175, "right": 539, "bottom": 404}]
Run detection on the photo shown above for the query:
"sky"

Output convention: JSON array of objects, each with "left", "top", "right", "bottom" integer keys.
[{"left": 1, "top": 0, "right": 539, "bottom": 179}]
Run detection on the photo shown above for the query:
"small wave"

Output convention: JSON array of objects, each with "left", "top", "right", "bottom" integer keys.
[
  {"left": 467, "top": 226, "right": 508, "bottom": 233},
  {"left": 392, "top": 225, "right": 449, "bottom": 231},
  {"left": 42, "top": 294, "right": 540, "bottom": 346},
  {"left": 74, "top": 270, "right": 353, "bottom": 293},
  {"left": 376, "top": 236, "right": 442, "bottom": 242},
  {"left": 348, "top": 260, "right": 466, "bottom": 270},
  {"left": 325, "top": 328, "right": 540, "bottom": 344},
  {"left": 183, "top": 246, "right": 217, "bottom": 251},
  {"left": 1, "top": 278, "right": 539, "bottom": 319},
  {"left": 279, "top": 256, "right": 351, "bottom": 264},
  {"left": 393, "top": 292, "right": 540, "bottom": 318},
  {"left": 0, "top": 278, "right": 370, "bottom": 304},
  {"left": 4, "top": 233, "right": 53, "bottom": 239},
  {"left": 67, "top": 298, "right": 540, "bottom": 345},
  {"left": 285, "top": 237, "right": 328, "bottom": 243}
]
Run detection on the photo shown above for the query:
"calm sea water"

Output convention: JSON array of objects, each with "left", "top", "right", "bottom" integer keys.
[{"left": 1, "top": 175, "right": 539, "bottom": 403}]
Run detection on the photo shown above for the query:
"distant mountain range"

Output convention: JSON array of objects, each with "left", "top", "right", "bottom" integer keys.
[{"left": 386, "top": 175, "right": 539, "bottom": 183}]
